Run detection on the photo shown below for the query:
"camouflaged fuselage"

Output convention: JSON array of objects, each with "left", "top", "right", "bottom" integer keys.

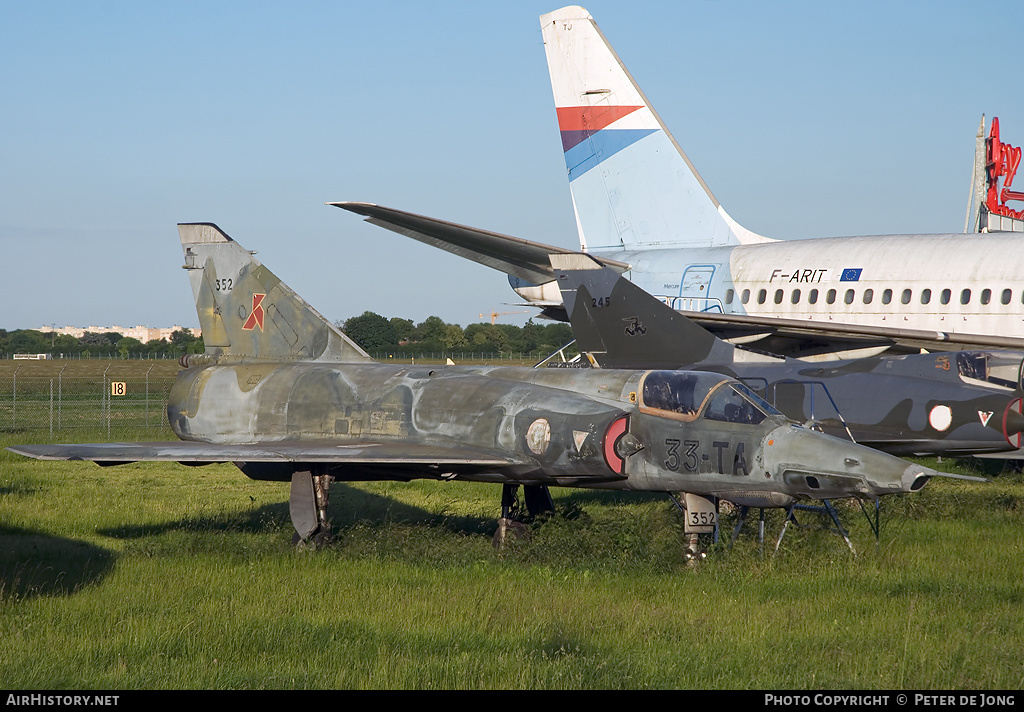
[
  {"left": 702, "top": 353, "right": 1023, "bottom": 456},
  {"left": 165, "top": 361, "right": 933, "bottom": 507}
]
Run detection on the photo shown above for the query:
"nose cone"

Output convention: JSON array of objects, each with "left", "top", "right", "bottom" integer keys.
[
  {"left": 1003, "top": 402, "right": 1024, "bottom": 436},
  {"left": 761, "top": 425, "right": 937, "bottom": 499}
]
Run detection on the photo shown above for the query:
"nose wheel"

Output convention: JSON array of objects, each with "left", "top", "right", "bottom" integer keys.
[{"left": 668, "top": 492, "right": 718, "bottom": 562}]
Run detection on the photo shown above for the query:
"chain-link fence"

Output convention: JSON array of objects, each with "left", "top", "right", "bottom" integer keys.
[{"left": 0, "top": 367, "right": 177, "bottom": 441}]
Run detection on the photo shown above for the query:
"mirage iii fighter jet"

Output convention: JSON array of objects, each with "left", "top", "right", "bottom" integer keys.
[
  {"left": 8, "top": 223, "right": 959, "bottom": 548},
  {"left": 550, "top": 253, "right": 1024, "bottom": 458}
]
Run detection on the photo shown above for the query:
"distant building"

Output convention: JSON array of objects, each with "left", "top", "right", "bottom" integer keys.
[{"left": 36, "top": 325, "right": 201, "bottom": 341}]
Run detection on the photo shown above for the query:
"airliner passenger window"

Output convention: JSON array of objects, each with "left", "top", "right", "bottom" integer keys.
[
  {"left": 901, "top": 289, "right": 912, "bottom": 305},
  {"left": 1003, "top": 289, "right": 1012, "bottom": 305},
  {"left": 757, "top": 289, "right": 767, "bottom": 305},
  {"left": 920, "top": 289, "right": 931, "bottom": 305},
  {"left": 981, "top": 289, "right": 991, "bottom": 305},
  {"left": 826, "top": 289, "right": 836, "bottom": 304},
  {"left": 844, "top": 289, "right": 854, "bottom": 305},
  {"left": 774, "top": 289, "right": 783, "bottom": 305},
  {"left": 882, "top": 289, "right": 893, "bottom": 305},
  {"left": 941, "top": 289, "right": 951, "bottom": 305},
  {"left": 791, "top": 289, "right": 800, "bottom": 304},
  {"left": 808, "top": 289, "right": 818, "bottom": 304},
  {"left": 725, "top": 289, "right": 734, "bottom": 305},
  {"left": 863, "top": 289, "right": 873, "bottom": 304},
  {"left": 742, "top": 289, "right": 750, "bottom": 304},
  {"left": 961, "top": 289, "right": 971, "bottom": 305}
]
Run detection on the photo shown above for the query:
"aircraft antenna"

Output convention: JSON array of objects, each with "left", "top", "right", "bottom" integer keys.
[{"left": 965, "top": 114, "right": 985, "bottom": 233}]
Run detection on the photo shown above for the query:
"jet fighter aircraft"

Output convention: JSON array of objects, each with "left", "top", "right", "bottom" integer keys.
[
  {"left": 550, "top": 253, "right": 1024, "bottom": 458},
  {"left": 8, "top": 223, "right": 958, "bottom": 548}
]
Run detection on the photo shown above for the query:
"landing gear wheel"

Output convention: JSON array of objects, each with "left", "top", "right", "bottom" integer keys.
[{"left": 289, "top": 467, "right": 334, "bottom": 548}]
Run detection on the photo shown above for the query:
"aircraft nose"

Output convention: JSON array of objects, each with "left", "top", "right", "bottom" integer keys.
[
  {"left": 761, "top": 425, "right": 937, "bottom": 498},
  {"left": 1002, "top": 399, "right": 1024, "bottom": 436}
]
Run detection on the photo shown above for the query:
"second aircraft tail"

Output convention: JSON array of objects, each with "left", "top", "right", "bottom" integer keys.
[
  {"left": 550, "top": 252, "right": 768, "bottom": 370},
  {"left": 540, "top": 6, "right": 773, "bottom": 252}
]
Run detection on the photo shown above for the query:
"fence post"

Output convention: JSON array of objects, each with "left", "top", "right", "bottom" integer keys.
[
  {"left": 58, "top": 365, "right": 65, "bottom": 430},
  {"left": 103, "top": 364, "right": 111, "bottom": 439},
  {"left": 12, "top": 365, "right": 18, "bottom": 429},
  {"left": 146, "top": 364, "right": 154, "bottom": 428}
]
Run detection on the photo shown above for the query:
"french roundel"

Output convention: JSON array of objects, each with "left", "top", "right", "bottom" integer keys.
[{"left": 603, "top": 415, "right": 630, "bottom": 475}]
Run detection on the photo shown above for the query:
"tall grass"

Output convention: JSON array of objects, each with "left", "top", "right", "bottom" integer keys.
[{"left": 1, "top": 442, "right": 1022, "bottom": 689}]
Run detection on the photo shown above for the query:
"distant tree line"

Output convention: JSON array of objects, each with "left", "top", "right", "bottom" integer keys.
[
  {"left": 0, "top": 328, "right": 205, "bottom": 358},
  {"left": 340, "top": 313, "right": 574, "bottom": 358},
  {"left": 1, "top": 315, "right": 573, "bottom": 360}
]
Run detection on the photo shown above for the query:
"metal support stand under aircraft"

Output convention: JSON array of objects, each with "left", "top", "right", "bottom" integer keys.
[
  {"left": 727, "top": 500, "right": 858, "bottom": 555},
  {"left": 290, "top": 467, "right": 334, "bottom": 547}
]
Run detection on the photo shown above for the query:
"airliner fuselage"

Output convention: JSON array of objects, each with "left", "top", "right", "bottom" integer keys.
[{"left": 601, "top": 232, "right": 1024, "bottom": 336}]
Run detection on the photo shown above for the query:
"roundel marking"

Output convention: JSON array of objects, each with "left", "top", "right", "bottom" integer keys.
[
  {"left": 928, "top": 404, "right": 953, "bottom": 432},
  {"left": 526, "top": 418, "right": 551, "bottom": 455},
  {"left": 603, "top": 414, "right": 629, "bottom": 475},
  {"left": 1004, "top": 398, "right": 1023, "bottom": 448}
]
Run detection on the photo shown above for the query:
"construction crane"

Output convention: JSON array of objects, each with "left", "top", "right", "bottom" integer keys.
[{"left": 479, "top": 310, "right": 529, "bottom": 325}]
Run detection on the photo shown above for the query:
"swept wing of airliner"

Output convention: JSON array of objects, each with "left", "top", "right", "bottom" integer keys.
[{"left": 336, "top": 6, "right": 1024, "bottom": 360}]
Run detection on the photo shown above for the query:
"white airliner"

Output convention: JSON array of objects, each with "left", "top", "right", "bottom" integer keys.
[{"left": 336, "top": 5, "right": 1024, "bottom": 360}]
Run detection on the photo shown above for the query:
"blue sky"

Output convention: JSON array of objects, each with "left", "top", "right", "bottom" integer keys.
[{"left": 2, "top": 1, "right": 1022, "bottom": 331}]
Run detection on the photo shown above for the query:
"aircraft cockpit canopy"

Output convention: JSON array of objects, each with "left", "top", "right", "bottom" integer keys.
[
  {"left": 640, "top": 371, "right": 777, "bottom": 424},
  {"left": 956, "top": 351, "right": 1024, "bottom": 391}
]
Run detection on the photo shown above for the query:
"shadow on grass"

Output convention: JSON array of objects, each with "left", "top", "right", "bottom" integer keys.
[
  {"left": 97, "top": 482, "right": 498, "bottom": 542},
  {"left": 0, "top": 525, "right": 116, "bottom": 601},
  {"left": 556, "top": 489, "right": 667, "bottom": 508},
  {"left": 88, "top": 482, "right": 689, "bottom": 569}
]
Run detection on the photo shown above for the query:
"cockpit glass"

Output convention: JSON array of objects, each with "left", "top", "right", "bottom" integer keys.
[
  {"left": 957, "top": 351, "right": 1022, "bottom": 390},
  {"left": 641, "top": 371, "right": 708, "bottom": 416},
  {"left": 641, "top": 371, "right": 777, "bottom": 424},
  {"left": 703, "top": 384, "right": 767, "bottom": 425},
  {"left": 732, "top": 382, "right": 779, "bottom": 415}
]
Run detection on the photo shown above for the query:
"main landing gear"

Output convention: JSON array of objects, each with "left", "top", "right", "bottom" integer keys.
[
  {"left": 286, "top": 474, "right": 560, "bottom": 551},
  {"left": 289, "top": 467, "right": 334, "bottom": 548},
  {"left": 492, "top": 483, "right": 555, "bottom": 550}
]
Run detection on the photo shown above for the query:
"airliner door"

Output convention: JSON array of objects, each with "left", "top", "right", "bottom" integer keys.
[{"left": 674, "top": 264, "right": 721, "bottom": 312}]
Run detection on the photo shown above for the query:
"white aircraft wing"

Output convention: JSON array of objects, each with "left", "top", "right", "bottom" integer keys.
[
  {"left": 333, "top": 202, "right": 629, "bottom": 287},
  {"left": 335, "top": 202, "right": 1024, "bottom": 356}
]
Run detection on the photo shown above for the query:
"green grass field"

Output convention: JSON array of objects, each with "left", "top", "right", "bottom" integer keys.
[
  {"left": 2, "top": 434, "right": 1023, "bottom": 689},
  {"left": 0, "top": 359, "right": 184, "bottom": 380}
]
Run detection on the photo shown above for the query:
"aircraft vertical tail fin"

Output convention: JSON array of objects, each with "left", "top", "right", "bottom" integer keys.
[
  {"left": 178, "top": 223, "right": 371, "bottom": 362},
  {"left": 540, "top": 6, "right": 773, "bottom": 252},
  {"left": 550, "top": 252, "right": 737, "bottom": 369}
]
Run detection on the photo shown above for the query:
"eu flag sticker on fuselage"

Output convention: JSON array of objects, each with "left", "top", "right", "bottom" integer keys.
[{"left": 840, "top": 268, "right": 863, "bottom": 282}]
